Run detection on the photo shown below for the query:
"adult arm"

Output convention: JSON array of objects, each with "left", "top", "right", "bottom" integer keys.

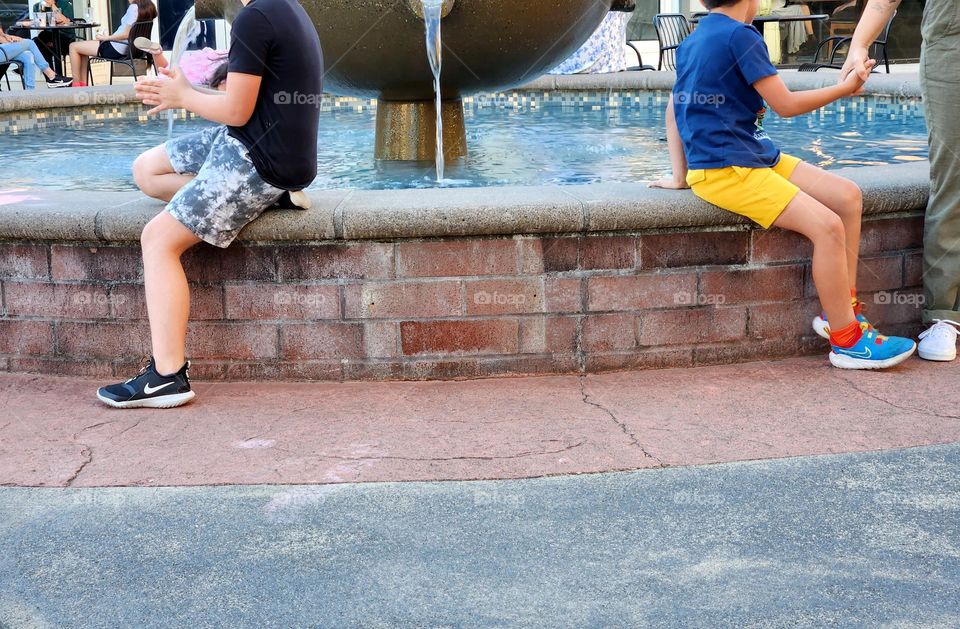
[{"left": 840, "top": 0, "right": 902, "bottom": 81}]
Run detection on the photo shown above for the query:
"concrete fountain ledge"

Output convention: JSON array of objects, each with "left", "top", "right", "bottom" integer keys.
[{"left": 0, "top": 72, "right": 930, "bottom": 382}]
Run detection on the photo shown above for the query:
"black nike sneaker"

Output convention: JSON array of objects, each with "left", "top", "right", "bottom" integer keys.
[{"left": 96, "top": 358, "right": 195, "bottom": 409}]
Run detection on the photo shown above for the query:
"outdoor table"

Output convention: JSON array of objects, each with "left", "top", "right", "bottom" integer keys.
[
  {"left": 689, "top": 13, "right": 830, "bottom": 62},
  {"left": 21, "top": 22, "right": 101, "bottom": 73}
]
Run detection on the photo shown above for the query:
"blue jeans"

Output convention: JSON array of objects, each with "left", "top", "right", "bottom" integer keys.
[{"left": 0, "top": 40, "right": 51, "bottom": 89}]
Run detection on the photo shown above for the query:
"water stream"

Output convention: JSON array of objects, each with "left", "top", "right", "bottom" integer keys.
[
  {"left": 167, "top": 7, "right": 201, "bottom": 138},
  {"left": 421, "top": 0, "right": 445, "bottom": 182}
]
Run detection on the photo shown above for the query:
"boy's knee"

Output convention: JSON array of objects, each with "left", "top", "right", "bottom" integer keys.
[
  {"left": 817, "top": 212, "right": 846, "bottom": 242},
  {"left": 838, "top": 180, "right": 863, "bottom": 217},
  {"left": 133, "top": 152, "right": 161, "bottom": 198}
]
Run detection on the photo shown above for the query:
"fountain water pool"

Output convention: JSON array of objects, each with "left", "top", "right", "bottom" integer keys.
[{"left": 0, "top": 93, "right": 928, "bottom": 193}]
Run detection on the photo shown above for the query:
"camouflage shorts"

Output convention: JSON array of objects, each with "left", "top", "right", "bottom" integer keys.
[{"left": 164, "top": 126, "right": 283, "bottom": 248}]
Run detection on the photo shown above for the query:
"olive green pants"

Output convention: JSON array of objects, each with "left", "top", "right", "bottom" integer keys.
[{"left": 920, "top": 1, "right": 960, "bottom": 323}]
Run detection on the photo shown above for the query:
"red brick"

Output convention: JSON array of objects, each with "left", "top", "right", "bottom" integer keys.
[
  {"left": 747, "top": 300, "right": 822, "bottom": 339},
  {"left": 0, "top": 320, "right": 54, "bottom": 355},
  {"left": 344, "top": 281, "right": 461, "bottom": 319},
  {"left": 860, "top": 216, "right": 924, "bottom": 254},
  {"left": 750, "top": 229, "right": 812, "bottom": 264},
  {"left": 7, "top": 357, "right": 115, "bottom": 378},
  {"left": 400, "top": 355, "right": 578, "bottom": 380},
  {"left": 519, "top": 316, "right": 578, "bottom": 354},
  {"left": 110, "top": 284, "right": 224, "bottom": 321},
  {"left": 186, "top": 322, "right": 278, "bottom": 360},
  {"left": 580, "top": 236, "right": 637, "bottom": 270},
  {"left": 280, "top": 323, "right": 364, "bottom": 360},
  {"left": 642, "top": 231, "right": 749, "bottom": 269},
  {"left": 581, "top": 313, "right": 637, "bottom": 352},
  {"left": 225, "top": 361, "right": 342, "bottom": 381},
  {"left": 0, "top": 243, "right": 49, "bottom": 279},
  {"left": 856, "top": 255, "right": 903, "bottom": 293},
  {"left": 700, "top": 265, "right": 804, "bottom": 305},
  {"left": 692, "top": 337, "right": 822, "bottom": 367},
  {"left": 861, "top": 289, "right": 925, "bottom": 327},
  {"left": 57, "top": 322, "right": 151, "bottom": 359},
  {"left": 587, "top": 272, "right": 697, "bottom": 312},
  {"left": 400, "top": 320, "right": 519, "bottom": 356},
  {"left": 363, "top": 322, "right": 400, "bottom": 358},
  {"left": 343, "top": 361, "right": 405, "bottom": 381},
  {"left": 225, "top": 285, "right": 338, "bottom": 320},
  {"left": 51, "top": 245, "right": 142, "bottom": 281},
  {"left": 181, "top": 244, "right": 277, "bottom": 282},
  {"left": 4, "top": 282, "right": 111, "bottom": 318},
  {"left": 397, "top": 240, "right": 517, "bottom": 278},
  {"left": 544, "top": 278, "right": 582, "bottom": 313},
  {"left": 279, "top": 243, "right": 394, "bottom": 280},
  {"left": 585, "top": 349, "right": 693, "bottom": 373},
  {"left": 539, "top": 238, "right": 580, "bottom": 273},
  {"left": 466, "top": 279, "right": 544, "bottom": 315},
  {"left": 903, "top": 252, "right": 923, "bottom": 288},
  {"left": 637, "top": 307, "right": 747, "bottom": 346}
]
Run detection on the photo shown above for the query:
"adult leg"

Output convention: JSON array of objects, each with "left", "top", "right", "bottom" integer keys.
[
  {"left": 133, "top": 145, "right": 195, "bottom": 202},
  {"left": 773, "top": 191, "right": 858, "bottom": 330},
  {"left": 33, "top": 33, "right": 56, "bottom": 72},
  {"left": 788, "top": 161, "right": 863, "bottom": 294},
  {"left": 920, "top": 39, "right": 960, "bottom": 324},
  {"left": 11, "top": 51, "right": 37, "bottom": 89},
  {"left": 140, "top": 212, "right": 202, "bottom": 375},
  {"left": 69, "top": 40, "right": 99, "bottom": 83}
]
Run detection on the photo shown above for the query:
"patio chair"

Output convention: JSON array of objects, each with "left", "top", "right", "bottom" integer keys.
[
  {"left": 0, "top": 58, "right": 26, "bottom": 91},
  {"left": 653, "top": 13, "right": 692, "bottom": 71},
  {"left": 625, "top": 0, "right": 656, "bottom": 71},
  {"left": 87, "top": 20, "right": 156, "bottom": 86},
  {"left": 798, "top": 11, "right": 895, "bottom": 74}
]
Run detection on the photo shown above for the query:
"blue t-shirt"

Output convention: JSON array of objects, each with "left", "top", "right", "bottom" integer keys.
[{"left": 674, "top": 13, "right": 780, "bottom": 169}]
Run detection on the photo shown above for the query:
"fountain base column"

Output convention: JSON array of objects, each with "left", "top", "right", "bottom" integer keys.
[{"left": 375, "top": 100, "right": 467, "bottom": 161}]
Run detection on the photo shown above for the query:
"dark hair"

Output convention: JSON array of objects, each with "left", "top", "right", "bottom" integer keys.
[
  {"left": 135, "top": 0, "right": 158, "bottom": 22},
  {"left": 701, "top": 0, "right": 741, "bottom": 8},
  {"left": 209, "top": 61, "right": 229, "bottom": 89}
]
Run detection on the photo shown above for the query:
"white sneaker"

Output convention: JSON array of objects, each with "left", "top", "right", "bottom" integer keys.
[{"left": 918, "top": 319, "right": 960, "bottom": 362}]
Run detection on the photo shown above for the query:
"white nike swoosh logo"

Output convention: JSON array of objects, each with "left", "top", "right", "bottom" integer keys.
[
  {"left": 839, "top": 347, "right": 872, "bottom": 359},
  {"left": 144, "top": 382, "right": 175, "bottom": 395}
]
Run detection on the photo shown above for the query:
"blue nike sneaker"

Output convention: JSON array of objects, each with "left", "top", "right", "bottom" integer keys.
[{"left": 830, "top": 329, "right": 916, "bottom": 370}]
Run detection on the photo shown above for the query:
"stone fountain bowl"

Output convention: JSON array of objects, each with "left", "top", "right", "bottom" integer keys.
[{"left": 196, "top": 0, "right": 631, "bottom": 159}]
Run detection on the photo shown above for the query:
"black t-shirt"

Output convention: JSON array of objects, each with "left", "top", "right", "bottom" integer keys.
[{"left": 227, "top": 0, "right": 323, "bottom": 190}]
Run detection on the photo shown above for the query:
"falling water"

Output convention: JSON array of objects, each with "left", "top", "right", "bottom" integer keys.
[
  {"left": 421, "top": 0, "right": 445, "bottom": 182},
  {"left": 167, "top": 7, "right": 201, "bottom": 138}
]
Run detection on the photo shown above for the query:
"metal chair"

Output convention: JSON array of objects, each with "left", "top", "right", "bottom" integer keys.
[
  {"left": 798, "top": 11, "right": 895, "bottom": 73},
  {"left": 653, "top": 13, "right": 692, "bottom": 71},
  {"left": 0, "top": 56, "right": 26, "bottom": 91},
  {"left": 87, "top": 20, "right": 156, "bottom": 85}
]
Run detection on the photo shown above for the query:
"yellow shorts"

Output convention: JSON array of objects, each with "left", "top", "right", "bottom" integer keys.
[{"left": 686, "top": 153, "right": 803, "bottom": 229}]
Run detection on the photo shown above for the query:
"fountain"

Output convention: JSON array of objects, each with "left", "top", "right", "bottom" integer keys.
[
  {"left": 167, "top": 6, "right": 201, "bottom": 139},
  {"left": 194, "top": 0, "right": 636, "bottom": 161}
]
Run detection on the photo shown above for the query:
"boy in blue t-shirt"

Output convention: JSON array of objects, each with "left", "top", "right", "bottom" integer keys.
[{"left": 651, "top": 0, "right": 916, "bottom": 370}]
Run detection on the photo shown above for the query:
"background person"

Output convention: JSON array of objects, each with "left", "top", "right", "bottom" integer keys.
[
  {"left": 0, "top": 25, "right": 73, "bottom": 87},
  {"left": 11, "top": 0, "right": 76, "bottom": 76},
  {"left": 841, "top": 0, "right": 960, "bottom": 362},
  {"left": 68, "top": 0, "right": 156, "bottom": 87},
  {"left": 550, "top": 12, "right": 631, "bottom": 75}
]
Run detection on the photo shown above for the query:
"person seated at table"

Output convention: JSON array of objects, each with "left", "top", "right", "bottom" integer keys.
[
  {"left": 67, "top": 0, "right": 156, "bottom": 87},
  {"left": 133, "top": 37, "right": 228, "bottom": 87},
  {"left": 770, "top": 0, "right": 817, "bottom": 56},
  {"left": 10, "top": 0, "right": 76, "bottom": 76},
  {"left": 0, "top": 25, "right": 73, "bottom": 87}
]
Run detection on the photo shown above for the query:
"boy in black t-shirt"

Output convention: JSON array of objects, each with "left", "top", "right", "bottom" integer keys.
[{"left": 97, "top": 0, "right": 323, "bottom": 409}]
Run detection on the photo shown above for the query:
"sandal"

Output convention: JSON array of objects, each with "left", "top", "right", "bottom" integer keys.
[{"left": 134, "top": 37, "right": 162, "bottom": 55}]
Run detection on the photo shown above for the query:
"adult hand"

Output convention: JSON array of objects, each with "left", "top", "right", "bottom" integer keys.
[
  {"left": 136, "top": 68, "right": 190, "bottom": 116},
  {"left": 841, "top": 57, "right": 877, "bottom": 96},
  {"left": 95, "top": 34, "right": 107, "bottom": 41},
  {"left": 649, "top": 177, "right": 690, "bottom": 190},
  {"left": 839, "top": 45, "right": 872, "bottom": 83}
]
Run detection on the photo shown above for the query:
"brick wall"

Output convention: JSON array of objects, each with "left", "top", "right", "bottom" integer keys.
[{"left": 0, "top": 214, "right": 925, "bottom": 381}]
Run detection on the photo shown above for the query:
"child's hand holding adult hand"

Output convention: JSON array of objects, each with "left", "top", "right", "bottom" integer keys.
[
  {"left": 136, "top": 68, "right": 190, "bottom": 116},
  {"left": 841, "top": 58, "right": 877, "bottom": 96},
  {"left": 839, "top": 46, "right": 873, "bottom": 84}
]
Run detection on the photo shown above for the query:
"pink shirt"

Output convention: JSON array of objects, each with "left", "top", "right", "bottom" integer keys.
[{"left": 179, "top": 48, "right": 228, "bottom": 86}]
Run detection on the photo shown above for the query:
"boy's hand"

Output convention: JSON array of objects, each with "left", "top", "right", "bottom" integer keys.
[
  {"left": 839, "top": 46, "right": 873, "bottom": 84},
  {"left": 649, "top": 176, "right": 690, "bottom": 190},
  {"left": 136, "top": 68, "right": 190, "bottom": 116},
  {"left": 841, "top": 58, "right": 877, "bottom": 96}
]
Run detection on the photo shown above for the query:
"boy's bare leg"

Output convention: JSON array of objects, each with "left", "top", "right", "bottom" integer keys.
[
  {"left": 133, "top": 146, "right": 195, "bottom": 202},
  {"left": 773, "top": 191, "right": 858, "bottom": 331},
  {"left": 788, "top": 162, "right": 863, "bottom": 293},
  {"left": 140, "top": 212, "right": 202, "bottom": 375}
]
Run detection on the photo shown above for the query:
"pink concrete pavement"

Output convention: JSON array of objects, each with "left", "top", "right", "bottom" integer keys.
[{"left": 1, "top": 356, "right": 958, "bottom": 488}]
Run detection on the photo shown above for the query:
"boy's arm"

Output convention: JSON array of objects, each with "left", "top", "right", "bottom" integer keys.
[
  {"left": 754, "top": 63, "right": 875, "bottom": 119},
  {"left": 650, "top": 98, "right": 690, "bottom": 190},
  {"left": 135, "top": 68, "right": 260, "bottom": 127},
  {"left": 841, "top": 0, "right": 901, "bottom": 82}
]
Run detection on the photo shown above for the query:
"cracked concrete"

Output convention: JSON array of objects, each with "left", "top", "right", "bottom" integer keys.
[{"left": 0, "top": 356, "right": 958, "bottom": 487}]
